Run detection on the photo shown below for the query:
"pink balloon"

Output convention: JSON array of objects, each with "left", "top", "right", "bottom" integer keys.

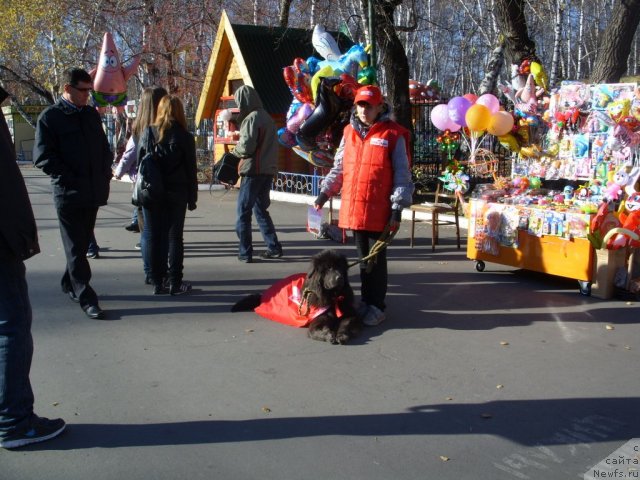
[
  {"left": 430, "top": 104, "right": 452, "bottom": 131},
  {"left": 463, "top": 93, "right": 478, "bottom": 104},
  {"left": 476, "top": 93, "right": 500, "bottom": 114},
  {"left": 447, "top": 120, "right": 461, "bottom": 132}
]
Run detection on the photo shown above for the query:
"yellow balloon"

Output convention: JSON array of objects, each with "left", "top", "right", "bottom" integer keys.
[
  {"left": 498, "top": 133, "right": 520, "bottom": 153},
  {"left": 487, "top": 111, "right": 514, "bottom": 136},
  {"left": 311, "top": 65, "right": 336, "bottom": 103},
  {"left": 465, "top": 104, "right": 491, "bottom": 132}
]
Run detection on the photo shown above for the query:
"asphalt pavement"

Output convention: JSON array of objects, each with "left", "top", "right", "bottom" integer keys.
[{"left": 3, "top": 166, "right": 639, "bottom": 480}]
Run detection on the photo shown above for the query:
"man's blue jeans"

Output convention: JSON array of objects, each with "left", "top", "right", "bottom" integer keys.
[
  {"left": 236, "top": 175, "right": 281, "bottom": 258},
  {"left": 0, "top": 259, "right": 35, "bottom": 436}
]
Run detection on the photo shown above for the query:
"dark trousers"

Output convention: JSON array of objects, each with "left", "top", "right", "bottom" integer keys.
[
  {"left": 57, "top": 205, "right": 99, "bottom": 308},
  {"left": 354, "top": 230, "right": 388, "bottom": 311},
  {"left": 0, "top": 259, "right": 35, "bottom": 436},
  {"left": 236, "top": 175, "right": 281, "bottom": 258},
  {"left": 143, "top": 201, "right": 186, "bottom": 286}
]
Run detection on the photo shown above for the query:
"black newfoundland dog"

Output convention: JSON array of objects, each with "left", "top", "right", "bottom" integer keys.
[{"left": 231, "top": 249, "right": 362, "bottom": 344}]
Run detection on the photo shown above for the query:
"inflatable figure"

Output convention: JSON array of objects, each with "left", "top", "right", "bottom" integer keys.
[
  {"left": 90, "top": 32, "right": 140, "bottom": 110},
  {"left": 312, "top": 24, "right": 341, "bottom": 62}
]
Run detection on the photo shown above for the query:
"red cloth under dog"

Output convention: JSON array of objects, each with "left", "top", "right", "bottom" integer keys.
[{"left": 254, "top": 273, "right": 330, "bottom": 327}]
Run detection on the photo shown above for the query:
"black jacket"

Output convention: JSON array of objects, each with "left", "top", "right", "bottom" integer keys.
[
  {"left": 33, "top": 99, "right": 112, "bottom": 208},
  {"left": 0, "top": 91, "right": 40, "bottom": 261},
  {"left": 139, "top": 124, "right": 197, "bottom": 208}
]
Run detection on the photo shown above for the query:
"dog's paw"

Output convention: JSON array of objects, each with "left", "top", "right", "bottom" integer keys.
[
  {"left": 308, "top": 326, "right": 336, "bottom": 344},
  {"left": 335, "top": 333, "right": 350, "bottom": 345}
]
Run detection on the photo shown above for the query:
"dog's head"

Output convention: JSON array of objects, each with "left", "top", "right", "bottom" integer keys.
[{"left": 304, "top": 249, "right": 352, "bottom": 306}]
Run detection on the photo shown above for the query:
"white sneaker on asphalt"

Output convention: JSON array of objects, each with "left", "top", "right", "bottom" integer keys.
[{"left": 362, "top": 305, "right": 386, "bottom": 326}]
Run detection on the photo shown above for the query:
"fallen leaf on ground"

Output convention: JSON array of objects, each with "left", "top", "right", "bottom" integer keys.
[
  {"left": 439, "top": 456, "right": 450, "bottom": 462},
  {"left": 605, "top": 325, "right": 615, "bottom": 330},
  {"left": 261, "top": 407, "right": 271, "bottom": 413},
  {"left": 500, "top": 341, "right": 509, "bottom": 346},
  {"left": 496, "top": 384, "right": 504, "bottom": 389}
]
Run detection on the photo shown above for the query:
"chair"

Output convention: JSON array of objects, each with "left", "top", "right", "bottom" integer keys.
[{"left": 409, "top": 185, "right": 461, "bottom": 251}]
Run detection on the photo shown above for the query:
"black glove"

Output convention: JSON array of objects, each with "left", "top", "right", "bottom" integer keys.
[
  {"left": 390, "top": 209, "right": 402, "bottom": 223},
  {"left": 315, "top": 192, "right": 329, "bottom": 209},
  {"left": 188, "top": 202, "right": 197, "bottom": 211}
]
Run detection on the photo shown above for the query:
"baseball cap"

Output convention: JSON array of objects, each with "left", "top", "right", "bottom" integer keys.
[{"left": 354, "top": 85, "right": 383, "bottom": 106}]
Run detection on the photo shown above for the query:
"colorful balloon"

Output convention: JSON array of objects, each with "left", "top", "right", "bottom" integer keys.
[
  {"left": 431, "top": 104, "right": 454, "bottom": 131},
  {"left": 463, "top": 93, "right": 478, "bottom": 103},
  {"left": 487, "top": 111, "right": 515, "bottom": 136},
  {"left": 286, "top": 102, "right": 314, "bottom": 134},
  {"left": 476, "top": 93, "right": 500, "bottom": 114},
  {"left": 465, "top": 104, "right": 491, "bottom": 132},
  {"left": 447, "top": 96, "right": 472, "bottom": 127}
]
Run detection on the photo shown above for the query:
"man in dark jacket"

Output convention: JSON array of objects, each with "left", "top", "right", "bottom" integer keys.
[
  {"left": 33, "top": 68, "right": 113, "bottom": 319},
  {"left": 0, "top": 86, "right": 66, "bottom": 448},
  {"left": 232, "top": 85, "right": 283, "bottom": 263}
]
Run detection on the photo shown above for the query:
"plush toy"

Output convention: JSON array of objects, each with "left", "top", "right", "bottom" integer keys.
[
  {"left": 608, "top": 192, "right": 640, "bottom": 249},
  {"left": 90, "top": 32, "right": 140, "bottom": 110}
]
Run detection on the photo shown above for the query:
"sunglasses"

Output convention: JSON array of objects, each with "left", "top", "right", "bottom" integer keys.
[{"left": 69, "top": 84, "right": 93, "bottom": 93}]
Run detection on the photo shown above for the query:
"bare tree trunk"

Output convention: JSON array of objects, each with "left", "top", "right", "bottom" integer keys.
[
  {"left": 310, "top": 0, "right": 316, "bottom": 28},
  {"left": 372, "top": 0, "right": 411, "bottom": 129},
  {"left": 278, "top": 0, "right": 291, "bottom": 27},
  {"left": 549, "top": 0, "right": 563, "bottom": 86},
  {"left": 576, "top": 0, "right": 585, "bottom": 79},
  {"left": 478, "top": 39, "right": 505, "bottom": 95},
  {"left": 591, "top": 0, "right": 640, "bottom": 82},
  {"left": 493, "top": 0, "right": 537, "bottom": 67}
]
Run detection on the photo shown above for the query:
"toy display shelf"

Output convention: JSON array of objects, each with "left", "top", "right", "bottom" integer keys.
[{"left": 466, "top": 199, "right": 595, "bottom": 294}]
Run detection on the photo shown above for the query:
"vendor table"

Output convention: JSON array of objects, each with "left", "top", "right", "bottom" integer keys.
[{"left": 466, "top": 199, "right": 595, "bottom": 293}]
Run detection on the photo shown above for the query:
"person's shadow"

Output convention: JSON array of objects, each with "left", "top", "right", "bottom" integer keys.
[{"left": 29, "top": 397, "right": 639, "bottom": 450}]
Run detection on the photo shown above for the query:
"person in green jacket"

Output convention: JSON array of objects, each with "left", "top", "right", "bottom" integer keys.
[{"left": 232, "top": 85, "right": 283, "bottom": 263}]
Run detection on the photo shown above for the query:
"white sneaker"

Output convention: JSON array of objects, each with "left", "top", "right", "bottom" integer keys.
[{"left": 362, "top": 305, "right": 386, "bottom": 326}]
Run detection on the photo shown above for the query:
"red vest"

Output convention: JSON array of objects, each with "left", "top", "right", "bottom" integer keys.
[{"left": 340, "top": 120, "right": 410, "bottom": 231}]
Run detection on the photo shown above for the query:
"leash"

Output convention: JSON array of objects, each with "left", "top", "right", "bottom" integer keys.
[{"left": 347, "top": 225, "right": 398, "bottom": 270}]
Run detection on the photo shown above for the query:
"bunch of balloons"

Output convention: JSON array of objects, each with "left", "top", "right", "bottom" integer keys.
[
  {"left": 430, "top": 93, "right": 514, "bottom": 137},
  {"left": 278, "top": 25, "right": 371, "bottom": 168},
  {"left": 430, "top": 93, "right": 515, "bottom": 169}
]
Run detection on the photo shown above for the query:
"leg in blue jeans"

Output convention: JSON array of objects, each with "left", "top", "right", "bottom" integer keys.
[
  {"left": 236, "top": 175, "right": 281, "bottom": 257},
  {"left": 0, "top": 259, "right": 35, "bottom": 436},
  {"left": 253, "top": 176, "right": 281, "bottom": 253}
]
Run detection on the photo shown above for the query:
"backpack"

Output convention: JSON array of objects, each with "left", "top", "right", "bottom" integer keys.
[{"left": 132, "top": 127, "right": 164, "bottom": 207}]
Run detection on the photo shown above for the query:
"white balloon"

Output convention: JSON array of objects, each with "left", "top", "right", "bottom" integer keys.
[{"left": 312, "top": 24, "right": 342, "bottom": 61}]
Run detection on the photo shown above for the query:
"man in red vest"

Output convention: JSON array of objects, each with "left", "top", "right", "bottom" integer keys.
[{"left": 314, "top": 85, "right": 414, "bottom": 326}]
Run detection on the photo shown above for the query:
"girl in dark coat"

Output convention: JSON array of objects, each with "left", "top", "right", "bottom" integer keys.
[{"left": 139, "top": 95, "right": 198, "bottom": 295}]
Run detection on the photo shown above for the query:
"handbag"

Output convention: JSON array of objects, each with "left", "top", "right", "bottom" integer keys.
[
  {"left": 213, "top": 152, "right": 240, "bottom": 186},
  {"left": 132, "top": 127, "right": 164, "bottom": 207}
]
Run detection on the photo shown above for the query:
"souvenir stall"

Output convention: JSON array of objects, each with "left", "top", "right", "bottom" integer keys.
[{"left": 465, "top": 76, "right": 640, "bottom": 296}]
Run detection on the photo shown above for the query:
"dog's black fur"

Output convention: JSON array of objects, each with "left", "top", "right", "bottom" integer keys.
[
  {"left": 231, "top": 249, "right": 362, "bottom": 344},
  {"left": 304, "top": 249, "right": 362, "bottom": 344}
]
